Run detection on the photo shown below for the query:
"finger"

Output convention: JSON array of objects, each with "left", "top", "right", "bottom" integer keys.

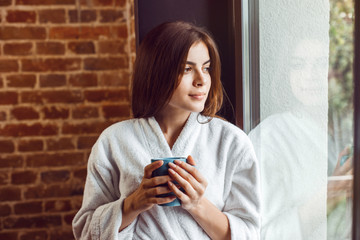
[
  {"left": 173, "top": 160, "right": 206, "bottom": 185},
  {"left": 143, "top": 175, "right": 172, "bottom": 188},
  {"left": 168, "top": 168, "right": 199, "bottom": 197},
  {"left": 168, "top": 181, "right": 188, "bottom": 201},
  {"left": 146, "top": 186, "right": 173, "bottom": 197},
  {"left": 144, "top": 160, "right": 163, "bottom": 178},
  {"left": 186, "top": 155, "right": 196, "bottom": 166},
  {"left": 148, "top": 195, "right": 177, "bottom": 205}
]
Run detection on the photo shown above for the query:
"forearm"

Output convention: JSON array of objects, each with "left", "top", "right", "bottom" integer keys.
[
  {"left": 188, "top": 198, "right": 231, "bottom": 240},
  {"left": 119, "top": 197, "right": 140, "bottom": 231}
]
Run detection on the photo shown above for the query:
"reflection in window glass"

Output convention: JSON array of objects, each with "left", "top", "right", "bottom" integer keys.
[
  {"left": 327, "top": 0, "right": 354, "bottom": 239},
  {"left": 248, "top": 0, "right": 354, "bottom": 239}
]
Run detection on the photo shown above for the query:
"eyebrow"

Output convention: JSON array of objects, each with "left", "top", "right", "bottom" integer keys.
[{"left": 186, "top": 60, "right": 211, "bottom": 66}]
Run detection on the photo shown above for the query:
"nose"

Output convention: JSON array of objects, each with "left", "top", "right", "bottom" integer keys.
[{"left": 193, "top": 70, "right": 206, "bottom": 87}]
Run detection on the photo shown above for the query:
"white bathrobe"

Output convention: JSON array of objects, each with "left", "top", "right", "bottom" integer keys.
[{"left": 72, "top": 112, "right": 261, "bottom": 240}]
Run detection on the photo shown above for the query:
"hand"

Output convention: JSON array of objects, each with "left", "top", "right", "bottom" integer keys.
[
  {"left": 167, "top": 155, "right": 208, "bottom": 211},
  {"left": 124, "top": 161, "right": 176, "bottom": 214},
  {"left": 333, "top": 146, "right": 353, "bottom": 176},
  {"left": 328, "top": 146, "right": 353, "bottom": 201}
]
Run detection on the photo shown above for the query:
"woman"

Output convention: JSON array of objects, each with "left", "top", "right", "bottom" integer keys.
[{"left": 72, "top": 21, "right": 260, "bottom": 240}]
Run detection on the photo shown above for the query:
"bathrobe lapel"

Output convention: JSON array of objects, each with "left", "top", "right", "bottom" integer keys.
[{"left": 141, "top": 112, "right": 202, "bottom": 158}]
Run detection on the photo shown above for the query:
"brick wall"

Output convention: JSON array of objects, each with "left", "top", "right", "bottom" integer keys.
[{"left": 0, "top": 0, "right": 135, "bottom": 239}]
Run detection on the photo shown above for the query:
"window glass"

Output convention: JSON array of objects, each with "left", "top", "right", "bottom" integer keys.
[{"left": 248, "top": 0, "right": 354, "bottom": 239}]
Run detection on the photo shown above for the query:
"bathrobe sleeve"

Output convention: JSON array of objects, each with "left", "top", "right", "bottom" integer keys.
[
  {"left": 72, "top": 135, "right": 136, "bottom": 240},
  {"left": 222, "top": 135, "right": 261, "bottom": 240}
]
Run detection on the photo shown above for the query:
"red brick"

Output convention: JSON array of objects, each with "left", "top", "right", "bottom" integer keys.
[
  {"left": 46, "top": 138, "right": 75, "bottom": 150},
  {"left": 115, "top": 0, "right": 126, "bottom": 7},
  {"left": 62, "top": 121, "right": 112, "bottom": 134},
  {"left": 0, "top": 27, "right": 46, "bottom": 40},
  {"left": 39, "top": 9, "right": 65, "bottom": 23},
  {"left": 49, "top": 26, "right": 111, "bottom": 40},
  {"left": 42, "top": 106, "right": 69, "bottom": 119},
  {"left": 4, "top": 42, "right": 33, "bottom": 55},
  {"left": 114, "top": 24, "right": 128, "bottom": 38},
  {"left": 0, "top": 92, "right": 18, "bottom": 105},
  {"left": 49, "top": 229, "right": 75, "bottom": 239},
  {"left": 45, "top": 200, "right": 71, "bottom": 212},
  {"left": 72, "top": 106, "right": 98, "bottom": 119},
  {"left": 6, "top": 74, "right": 36, "bottom": 88},
  {"left": 64, "top": 212, "right": 76, "bottom": 225},
  {"left": 0, "top": 232, "right": 18, "bottom": 240},
  {"left": 39, "top": 74, "right": 66, "bottom": 87},
  {"left": 0, "top": 140, "right": 15, "bottom": 153},
  {"left": 21, "top": 90, "right": 83, "bottom": 103},
  {"left": 100, "top": 10, "right": 124, "bottom": 23},
  {"left": 84, "top": 89, "right": 129, "bottom": 102},
  {"left": 80, "top": 0, "right": 113, "bottom": 5},
  {"left": 3, "top": 215, "right": 62, "bottom": 229},
  {"left": 77, "top": 135, "right": 97, "bottom": 148},
  {"left": 11, "top": 107, "right": 39, "bottom": 120},
  {"left": 0, "top": 187, "right": 21, "bottom": 201},
  {"left": 24, "top": 183, "right": 83, "bottom": 199},
  {"left": 16, "top": 0, "right": 75, "bottom": 5},
  {"left": 0, "top": 60, "right": 19, "bottom": 72},
  {"left": 41, "top": 170, "right": 70, "bottom": 183},
  {"left": 6, "top": 10, "right": 36, "bottom": 23},
  {"left": 20, "top": 231, "right": 47, "bottom": 240},
  {"left": 0, "top": 204, "right": 11, "bottom": 217},
  {"left": 0, "top": 123, "right": 58, "bottom": 137},
  {"left": 98, "top": 40, "right": 126, "bottom": 54},
  {"left": 68, "top": 41, "right": 95, "bottom": 54},
  {"left": 99, "top": 72, "right": 129, "bottom": 87},
  {"left": 36, "top": 42, "right": 65, "bottom": 55},
  {"left": 18, "top": 140, "right": 43, "bottom": 152},
  {"left": 0, "top": 0, "right": 12, "bottom": 6},
  {"left": 22, "top": 58, "right": 81, "bottom": 72},
  {"left": 102, "top": 104, "right": 130, "bottom": 118},
  {"left": 14, "top": 201, "right": 42, "bottom": 214},
  {"left": 69, "top": 10, "right": 97, "bottom": 23},
  {"left": 11, "top": 171, "right": 37, "bottom": 184},
  {"left": 0, "top": 155, "right": 23, "bottom": 168},
  {"left": 0, "top": 171, "right": 10, "bottom": 184},
  {"left": 69, "top": 73, "right": 97, "bottom": 87},
  {"left": 84, "top": 57, "right": 128, "bottom": 70},
  {"left": 0, "top": 111, "right": 7, "bottom": 121},
  {"left": 73, "top": 168, "right": 87, "bottom": 180},
  {"left": 26, "top": 153, "right": 84, "bottom": 167}
]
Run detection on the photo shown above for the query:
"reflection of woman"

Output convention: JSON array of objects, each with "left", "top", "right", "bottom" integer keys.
[
  {"left": 249, "top": 39, "right": 329, "bottom": 240},
  {"left": 72, "top": 21, "right": 260, "bottom": 239}
]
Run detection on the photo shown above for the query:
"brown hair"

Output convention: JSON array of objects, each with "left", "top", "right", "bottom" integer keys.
[{"left": 131, "top": 21, "right": 223, "bottom": 118}]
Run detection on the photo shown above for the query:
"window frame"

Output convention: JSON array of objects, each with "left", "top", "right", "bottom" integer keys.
[{"left": 352, "top": 0, "right": 360, "bottom": 238}]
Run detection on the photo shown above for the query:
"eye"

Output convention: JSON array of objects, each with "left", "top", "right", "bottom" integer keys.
[
  {"left": 203, "top": 66, "right": 211, "bottom": 73},
  {"left": 184, "top": 66, "right": 192, "bottom": 73}
]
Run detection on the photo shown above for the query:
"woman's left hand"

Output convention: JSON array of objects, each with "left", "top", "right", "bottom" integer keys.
[{"left": 167, "top": 155, "right": 208, "bottom": 211}]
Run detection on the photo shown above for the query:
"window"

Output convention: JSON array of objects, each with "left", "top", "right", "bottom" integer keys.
[{"left": 241, "top": 0, "right": 358, "bottom": 238}]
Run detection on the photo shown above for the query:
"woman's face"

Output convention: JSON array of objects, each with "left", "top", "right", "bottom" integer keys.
[{"left": 165, "top": 41, "right": 211, "bottom": 114}]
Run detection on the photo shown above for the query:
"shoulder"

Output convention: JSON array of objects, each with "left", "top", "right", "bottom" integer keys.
[
  {"left": 207, "top": 116, "right": 248, "bottom": 139},
  {"left": 94, "top": 118, "right": 147, "bottom": 147},
  {"left": 200, "top": 115, "right": 253, "bottom": 150}
]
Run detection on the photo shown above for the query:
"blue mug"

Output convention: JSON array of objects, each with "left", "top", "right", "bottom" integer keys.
[{"left": 151, "top": 157, "right": 187, "bottom": 206}]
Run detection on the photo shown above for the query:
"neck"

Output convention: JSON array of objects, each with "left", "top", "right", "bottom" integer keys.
[{"left": 155, "top": 109, "right": 191, "bottom": 149}]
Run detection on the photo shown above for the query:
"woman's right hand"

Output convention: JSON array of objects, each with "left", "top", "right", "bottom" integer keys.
[{"left": 123, "top": 160, "right": 176, "bottom": 214}]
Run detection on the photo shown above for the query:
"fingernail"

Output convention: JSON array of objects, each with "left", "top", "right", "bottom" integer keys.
[
  {"left": 169, "top": 162, "right": 175, "bottom": 167},
  {"left": 168, "top": 168, "right": 175, "bottom": 174}
]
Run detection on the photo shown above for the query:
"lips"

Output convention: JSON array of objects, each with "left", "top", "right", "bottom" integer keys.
[{"left": 189, "top": 92, "right": 206, "bottom": 100}]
